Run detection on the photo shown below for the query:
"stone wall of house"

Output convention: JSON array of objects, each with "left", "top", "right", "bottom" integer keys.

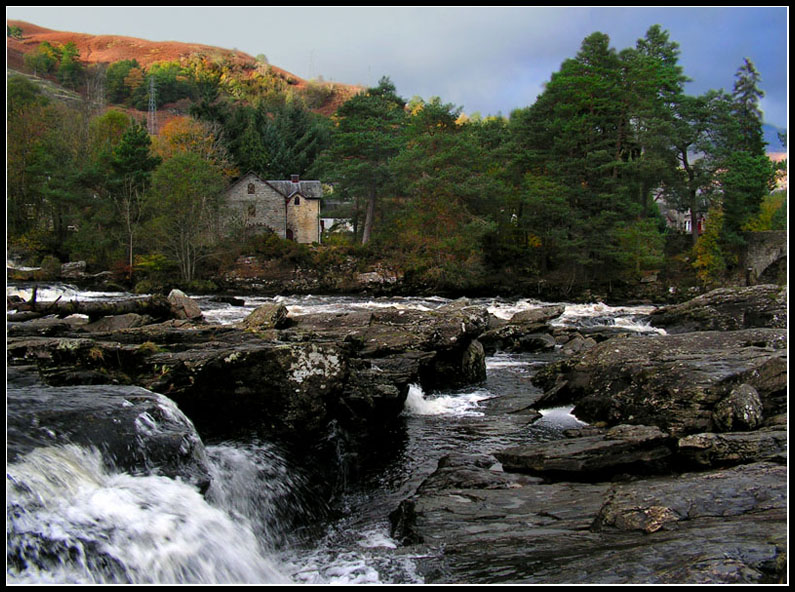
[
  {"left": 225, "top": 174, "right": 287, "bottom": 238},
  {"left": 287, "top": 195, "right": 321, "bottom": 244}
]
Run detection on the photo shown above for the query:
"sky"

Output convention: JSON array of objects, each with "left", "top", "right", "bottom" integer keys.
[{"left": 6, "top": 6, "right": 789, "bottom": 132}]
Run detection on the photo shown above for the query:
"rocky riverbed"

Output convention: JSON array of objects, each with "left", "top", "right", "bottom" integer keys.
[
  {"left": 6, "top": 283, "right": 788, "bottom": 584},
  {"left": 388, "top": 284, "right": 788, "bottom": 584}
]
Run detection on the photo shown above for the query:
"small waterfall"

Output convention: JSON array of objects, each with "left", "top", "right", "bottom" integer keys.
[
  {"left": 205, "top": 439, "right": 324, "bottom": 549},
  {"left": 403, "top": 384, "right": 491, "bottom": 417},
  {"left": 6, "top": 444, "right": 292, "bottom": 585},
  {"left": 549, "top": 302, "right": 665, "bottom": 334}
]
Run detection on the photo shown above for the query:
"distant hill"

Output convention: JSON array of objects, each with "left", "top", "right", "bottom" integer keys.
[{"left": 6, "top": 19, "right": 362, "bottom": 116}]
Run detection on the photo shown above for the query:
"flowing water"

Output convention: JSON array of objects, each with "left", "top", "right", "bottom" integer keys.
[{"left": 6, "top": 284, "right": 661, "bottom": 584}]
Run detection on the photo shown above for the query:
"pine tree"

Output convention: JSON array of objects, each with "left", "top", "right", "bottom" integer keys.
[
  {"left": 110, "top": 120, "right": 162, "bottom": 275},
  {"left": 731, "top": 58, "right": 766, "bottom": 156},
  {"left": 316, "top": 77, "right": 407, "bottom": 244}
]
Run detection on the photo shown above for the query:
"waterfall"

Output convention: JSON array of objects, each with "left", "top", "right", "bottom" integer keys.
[{"left": 6, "top": 444, "right": 292, "bottom": 585}]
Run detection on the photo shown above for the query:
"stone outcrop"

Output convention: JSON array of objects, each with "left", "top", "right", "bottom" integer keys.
[
  {"left": 7, "top": 284, "right": 789, "bottom": 584},
  {"left": 531, "top": 328, "right": 787, "bottom": 436},
  {"left": 388, "top": 285, "right": 787, "bottom": 584},
  {"left": 648, "top": 284, "right": 787, "bottom": 334},
  {"left": 6, "top": 297, "right": 491, "bottom": 443},
  {"left": 391, "top": 448, "right": 787, "bottom": 584}
]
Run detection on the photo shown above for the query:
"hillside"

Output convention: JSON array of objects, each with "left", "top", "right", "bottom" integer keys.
[{"left": 6, "top": 19, "right": 362, "bottom": 116}]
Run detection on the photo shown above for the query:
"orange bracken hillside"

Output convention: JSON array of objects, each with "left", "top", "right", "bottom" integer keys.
[{"left": 6, "top": 20, "right": 362, "bottom": 116}]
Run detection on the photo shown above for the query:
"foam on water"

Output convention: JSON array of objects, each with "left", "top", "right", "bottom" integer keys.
[
  {"left": 536, "top": 406, "right": 588, "bottom": 429},
  {"left": 7, "top": 445, "right": 291, "bottom": 585},
  {"left": 550, "top": 301, "right": 665, "bottom": 334},
  {"left": 403, "top": 384, "right": 491, "bottom": 417},
  {"left": 7, "top": 284, "right": 139, "bottom": 305}
]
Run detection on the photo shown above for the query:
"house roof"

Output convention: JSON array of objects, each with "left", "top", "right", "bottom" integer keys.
[{"left": 229, "top": 171, "right": 322, "bottom": 199}]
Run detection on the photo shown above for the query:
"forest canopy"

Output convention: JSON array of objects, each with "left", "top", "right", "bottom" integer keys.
[{"left": 7, "top": 25, "right": 785, "bottom": 294}]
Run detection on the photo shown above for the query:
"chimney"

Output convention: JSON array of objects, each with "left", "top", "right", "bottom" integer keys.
[{"left": 291, "top": 174, "right": 300, "bottom": 183}]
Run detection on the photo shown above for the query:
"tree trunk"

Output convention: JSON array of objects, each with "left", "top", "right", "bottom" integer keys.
[
  {"left": 14, "top": 295, "right": 175, "bottom": 322},
  {"left": 362, "top": 187, "right": 376, "bottom": 245},
  {"left": 689, "top": 197, "right": 699, "bottom": 247},
  {"left": 680, "top": 149, "right": 700, "bottom": 248}
]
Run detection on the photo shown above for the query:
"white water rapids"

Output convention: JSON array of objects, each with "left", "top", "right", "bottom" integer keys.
[
  {"left": 7, "top": 444, "right": 290, "bottom": 584},
  {"left": 7, "top": 284, "right": 662, "bottom": 584}
]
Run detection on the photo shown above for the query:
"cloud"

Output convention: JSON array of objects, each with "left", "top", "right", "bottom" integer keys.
[{"left": 6, "top": 6, "right": 788, "bottom": 127}]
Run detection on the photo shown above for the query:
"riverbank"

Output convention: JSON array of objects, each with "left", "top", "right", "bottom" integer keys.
[{"left": 8, "top": 254, "right": 705, "bottom": 307}]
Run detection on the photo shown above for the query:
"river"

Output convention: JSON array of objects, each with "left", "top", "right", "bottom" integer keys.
[{"left": 6, "top": 284, "right": 664, "bottom": 584}]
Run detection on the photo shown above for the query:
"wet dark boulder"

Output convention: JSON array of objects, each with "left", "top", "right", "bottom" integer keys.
[
  {"left": 7, "top": 383, "right": 212, "bottom": 493},
  {"left": 648, "top": 284, "right": 787, "bottom": 334},
  {"left": 6, "top": 300, "right": 492, "bottom": 443},
  {"left": 494, "top": 424, "right": 676, "bottom": 480},
  {"left": 283, "top": 299, "right": 490, "bottom": 389},
  {"left": 532, "top": 328, "right": 787, "bottom": 437},
  {"left": 479, "top": 304, "right": 565, "bottom": 354},
  {"left": 144, "top": 340, "right": 350, "bottom": 437}
]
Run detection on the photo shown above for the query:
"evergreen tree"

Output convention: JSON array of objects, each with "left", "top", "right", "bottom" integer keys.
[
  {"left": 730, "top": 58, "right": 767, "bottom": 156},
  {"left": 507, "top": 32, "right": 651, "bottom": 286},
  {"left": 716, "top": 58, "right": 776, "bottom": 249},
  {"left": 316, "top": 76, "right": 407, "bottom": 244},
  {"left": 109, "top": 120, "right": 162, "bottom": 275}
]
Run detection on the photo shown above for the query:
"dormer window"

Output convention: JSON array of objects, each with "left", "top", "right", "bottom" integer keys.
[{"left": 247, "top": 183, "right": 255, "bottom": 194}]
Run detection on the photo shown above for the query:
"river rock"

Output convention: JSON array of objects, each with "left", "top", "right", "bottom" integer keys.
[
  {"left": 238, "top": 301, "right": 289, "bottom": 330},
  {"left": 146, "top": 340, "right": 350, "bottom": 437},
  {"left": 532, "top": 328, "right": 787, "bottom": 436},
  {"left": 285, "top": 300, "right": 490, "bottom": 389},
  {"left": 390, "top": 457, "right": 787, "bottom": 584},
  {"left": 479, "top": 304, "right": 565, "bottom": 354},
  {"left": 712, "top": 383, "right": 764, "bottom": 431},
  {"left": 7, "top": 383, "right": 212, "bottom": 493},
  {"left": 676, "top": 428, "right": 788, "bottom": 468},
  {"left": 559, "top": 333, "right": 598, "bottom": 356},
  {"left": 7, "top": 301, "right": 491, "bottom": 442},
  {"left": 494, "top": 424, "right": 675, "bottom": 480},
  {"left": 415, "top": 453, "right": 542, "bottom": 493},
  {"left": 167, "top": 289, "right": 204, "bottom": 321},
  {"left": 60, "top": 260, "right": 87, "bottom": 278},
  {"left": 84, "top": 313, "right": 155, "bottom": 332},
  {"left": 648, "top": 284, "right": 787, "bottom": 333}
]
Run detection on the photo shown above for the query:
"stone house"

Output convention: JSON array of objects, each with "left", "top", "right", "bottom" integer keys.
[
  {"left": 654, "top": 192, "right": 707, "bottom": 236},
  {"left": 224, "top": 172, "right": 323, "bottom": 243}
]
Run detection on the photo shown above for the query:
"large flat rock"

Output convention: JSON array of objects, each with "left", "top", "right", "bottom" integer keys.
[{"left": 391, "top": 459, "right": 787, "bottom": 584}]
